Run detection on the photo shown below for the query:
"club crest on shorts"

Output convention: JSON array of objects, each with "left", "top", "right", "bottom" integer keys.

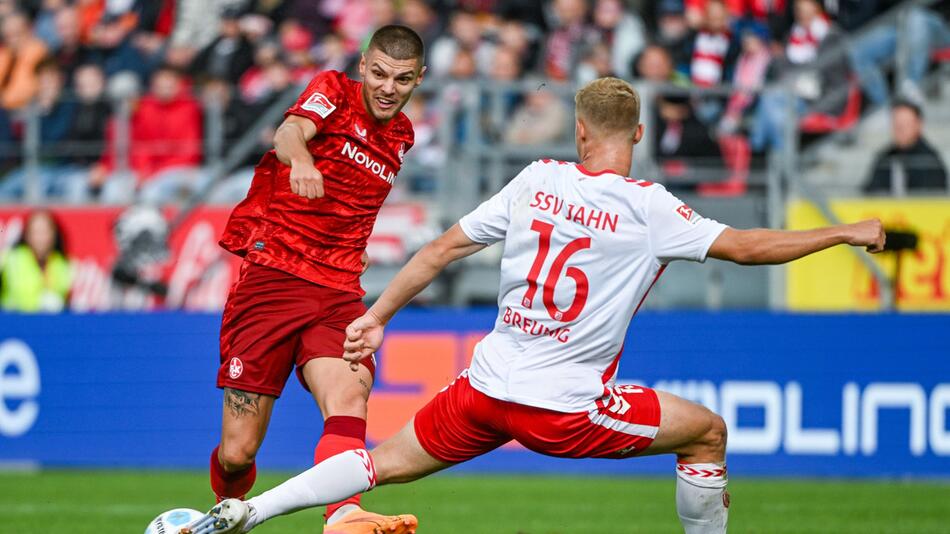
[
  {"left": 301, "top": 92, "right": 336, "bottom": 118},
  {"left": 228, "top": 357, "right": 244, "bottom": 379}
]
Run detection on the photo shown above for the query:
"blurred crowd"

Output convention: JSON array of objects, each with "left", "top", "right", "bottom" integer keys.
[
  {"left": 0, "top": 0, "right": 946, "bottom": 206},
  {"left": 0, "top": 0, "right": 948, "bottom": 312}
]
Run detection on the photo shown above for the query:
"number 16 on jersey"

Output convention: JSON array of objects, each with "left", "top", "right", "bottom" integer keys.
[{"left": 522, "top": 219, "right": 591, "bottom": 323}]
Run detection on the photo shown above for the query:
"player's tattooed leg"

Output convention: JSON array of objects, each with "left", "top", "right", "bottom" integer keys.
[
  {"left": 224, "top": 387, "right": 262, "bottom": 418},
  {"left": 358, "top": 378, "right": 371, "bottom": 394}
]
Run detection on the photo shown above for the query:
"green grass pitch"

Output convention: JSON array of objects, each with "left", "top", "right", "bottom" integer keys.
[{"left": 3, "top": 470, "right": 948, "bottom": 533}]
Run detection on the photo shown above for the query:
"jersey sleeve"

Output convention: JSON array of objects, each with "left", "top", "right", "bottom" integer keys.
[
  {"left": 647, "top": 187, "right": 728, "bottom": 264},
  {"left": 458, "top": 164, "right": 532, "bottom": 245},
  {"left": 285, "top": 71, "right": 344, "bottom": 131}
]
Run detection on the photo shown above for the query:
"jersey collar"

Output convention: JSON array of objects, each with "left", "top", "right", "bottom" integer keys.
[{"left": 576, "top": 163, "right": 619, "bottom": 177}]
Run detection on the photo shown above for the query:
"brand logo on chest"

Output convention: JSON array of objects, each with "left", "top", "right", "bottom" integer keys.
[{"left": 341, "top": 140, "right": 395, "bottom": 184}]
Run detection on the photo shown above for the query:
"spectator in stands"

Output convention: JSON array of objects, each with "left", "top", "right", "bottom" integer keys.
[
  {"left": 449, "top": 47, "right": 478, "bottom": 81},
  {"left": 718, "top": 21, "right": 772, "bottom": 135},
  {"left": 398, "top": 0, "right": 442, "bottom": 63},
  {"left": 688, "top": 0, "right": 740, "bottom": 124},
  {"left": 504, "top": 82, "right": 570, "bottom": 145},
  {"left": 66, "top": 63, "right": 110, "bottom": 167},
  {"left": 191, "top": 6, "right": 253, "bottom": 85},
  {"left": 850, "top": 5, "right": 950, "bottom": 107},
  {"left": 543, "top": 0, "right": 599, "bottom": 81},
  {"left": 635, "top": 45, "right": 722, "bottom": 183},
  {"left": 0, "top": 210, "right": 72, "bottom": 312},
  {"left": 35, "top": 59, "right": 75, "bottom": 147},
  {"left": 749, "top": 0, "right": 850, "bottom": 151},
  {"left": 0, "top": 59, "right": 77, "bottom": 201},
  {"left": 238, "top": 38, "right": 281, "bottom": 103},
  {"left": 636, "top": 43, "right": 692, "bottom": 89},
  {"left": 730, "top": 0, "right": 792, "bottom": 47},
  {"left": 489, "top": 46, "right": 524, "bottom": 85},
  {"left": 688, "top": 0, "right": 739, "bottom": 89},
  {"left": 397, "top": 92, "right": 443, "bottom": 194},
  {"left": 591, "top": 0, "right": 646, "bottom": 81},
  {"left": 86, "top": 10, "right": 150, "bottom": 80},
  {"left": 168, "top": 0, "right": 244, "bottom": 66},
  {"left": 279, "top": 20, "right": 318, "bottom": 83},
  {"left": 0, "top": 10, "right": 48, "bottom": 110},
  {"left": 93, "top": 65, "right": 203, "bottom": 204},
  {"left": 864, "top": 99, "right": 947, "bottom": 195},
  {"left": 51, "top": 5, "right": 90, "bottom": 81},
  {"left": 34, "top": 0, "right": 67, "bottom": 50},
  {"left": 652, "top": 0, "right": 693, "bottom": 72},
  {"left": 429, "top": 9, "right": 493, "bottom": 79},
  {"left": 497, "top": 18, "right": 540, "bottom": 75},
  {"left": 312, "top": 32, "right": 350, "bottom": 73},
  {"left": 575, "top": 41, "right": 614, "bottom": 84}
]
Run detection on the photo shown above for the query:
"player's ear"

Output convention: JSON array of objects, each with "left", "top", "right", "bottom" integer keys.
[
  {"left": 575, "top": 118, "right": 587, "bottom": 142},
  {"left": 358, "top": 53, "right": 366, "bottom": 77},
  {"left": 632, "top": 123, "right": 644, "bottom": 145},
  {"left": 414, "top": 65, "right": 427, "bottom": 87}
]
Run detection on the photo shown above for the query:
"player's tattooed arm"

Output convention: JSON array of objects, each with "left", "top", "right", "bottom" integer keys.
[{"left": 224, "top": 387, "right": 262, "bottom": 418}]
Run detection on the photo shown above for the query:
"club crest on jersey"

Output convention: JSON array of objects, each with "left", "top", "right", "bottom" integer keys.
[
  {"left": 676, "top": 204, "right": 696, "bottom": 224},
  {"left": 228, "top": 357, "right": 244, "bottom": 379},
  {"left": 301, "top": 92, "right": 336, "bottom": 118}
]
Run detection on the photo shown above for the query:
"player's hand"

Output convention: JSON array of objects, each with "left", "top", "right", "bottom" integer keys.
[
  {"left": 847, "top": 218, "right": 886, "bottom": 254},
  {"left": 361, "top": 251, "right": 370, "bottom": 274},
  {"left": 289, "top": 162, "right": 325, "bottom": 199},
  {"left": 343, "top": 311, "right": 385, "bottom": 372}
]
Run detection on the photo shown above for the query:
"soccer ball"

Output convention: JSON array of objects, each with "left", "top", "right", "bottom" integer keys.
[{"left": 145, "top": 508, "right": 204, "bottom": 534}]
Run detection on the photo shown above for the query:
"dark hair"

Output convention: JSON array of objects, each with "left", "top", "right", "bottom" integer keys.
[
  {"left": 367, "top": 25, "right": 425, "bottom": 63},
  {"left": 35, "top": 56, "right": 62, "bottom": 75},
  {"left": 18, "top": 210, "right": 67, "bottom": 256},
  {"left": 892, "top": 97, "right": 923, "bottom": 119}
]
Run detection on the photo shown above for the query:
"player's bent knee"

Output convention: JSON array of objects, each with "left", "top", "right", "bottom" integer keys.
[
  {"left": 704, "top": 414, "right": 728, "bottom": 454},
  {"left": 218, "top": 440, "right": 259, "bottom": 471},
  {"left": 320, "top": 387, "right": 370, "bottom": 418}
]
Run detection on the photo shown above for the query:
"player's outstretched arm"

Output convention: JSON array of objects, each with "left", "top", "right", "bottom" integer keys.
[
  {"left": 707, "top": 218, "right": 885, "bottom": 265},
  {"left": 273, "top": 115, "right": 324, "bottom": 199},
  {"left": 344, "top": 224, "right": 485, "bottom": 366}
]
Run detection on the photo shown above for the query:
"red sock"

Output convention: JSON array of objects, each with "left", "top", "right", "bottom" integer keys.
[
  {"left": 314, "top": 416, "right": 367, "bottom": 521},
  {"left": 209, "top": 446, "right": 257, "bottom": 502}
]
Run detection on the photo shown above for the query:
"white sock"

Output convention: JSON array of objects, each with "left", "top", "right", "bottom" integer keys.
[
  {"left": 242, "top": 449, "right": 377, "bottom": 531},
  {"left": 675, "top": 462, "right": 729, "bottom": 534},
  {"left": 326, "top": 503, "right": 361, "bottom": 525}
]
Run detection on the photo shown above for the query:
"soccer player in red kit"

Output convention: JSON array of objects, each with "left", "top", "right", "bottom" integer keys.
[{"left": 208, "top": 25, "right": 424, "bottom": 534}]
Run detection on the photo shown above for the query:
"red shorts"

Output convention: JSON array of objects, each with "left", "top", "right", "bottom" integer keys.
[
  {"left": 413, "top": 372, "right": 661, "bottom": 463},
  {"left": 217, "top": 261, "right": 374, "bottom": 397}
]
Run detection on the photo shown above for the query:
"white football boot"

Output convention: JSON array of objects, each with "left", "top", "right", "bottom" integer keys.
[{"left": 180, "top": 499, "right": 250, "bottom": 534}]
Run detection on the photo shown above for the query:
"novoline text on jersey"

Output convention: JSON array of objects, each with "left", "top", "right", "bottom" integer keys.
[
  {"left": 341, "top": 140, "right": 396, "bottom": 184},
  {"left": 530, "top": 191, "right": 619, "bottom": 232}
]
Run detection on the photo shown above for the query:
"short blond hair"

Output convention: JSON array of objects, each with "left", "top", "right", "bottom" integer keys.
[{"left": 574, "top": 77, "right": 640, "bottom": 138}]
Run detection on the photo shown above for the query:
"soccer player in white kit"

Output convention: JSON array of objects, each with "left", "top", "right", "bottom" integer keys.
[{"left": 190, "top": 77, "right": 884, "bottom": 534}]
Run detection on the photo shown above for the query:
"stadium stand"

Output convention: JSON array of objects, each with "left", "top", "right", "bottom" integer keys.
[{"left": 0, "top": 0, "right": 947, "bottom": 311}]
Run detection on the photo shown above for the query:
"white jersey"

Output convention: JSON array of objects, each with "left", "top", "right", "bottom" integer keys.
[{"left": 459, "top": 159, "right": 727, "bottom": 413}]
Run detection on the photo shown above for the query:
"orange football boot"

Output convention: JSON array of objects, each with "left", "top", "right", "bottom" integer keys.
[{"left": 323, "top": 510, "right": 418, "bottom": 534}]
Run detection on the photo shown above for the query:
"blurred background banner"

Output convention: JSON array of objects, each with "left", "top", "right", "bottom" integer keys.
[
  {"left": 0, "top": 204, "right": 434, "bottom": 311},
  {"left": 787, "top": 199, "right": 950, "bottom": 311},
  {"left": 2, "top": 310, "right": 947, "bottom": 477}
]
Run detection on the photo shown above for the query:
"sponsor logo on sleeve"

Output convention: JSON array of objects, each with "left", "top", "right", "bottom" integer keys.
[
  {"left": 301, "top": 92, "right": 337, "bottom": 118},
  {"left": 676, "top": 204, "right": 697, "bottom": 224},
  {"left": 397, "top": 143, "right": 405, "bottom": 163}
]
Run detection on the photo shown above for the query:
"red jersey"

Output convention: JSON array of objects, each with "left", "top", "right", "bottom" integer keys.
[{"left": 220, "top": 70, "right": 415, "bottom": 295}]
